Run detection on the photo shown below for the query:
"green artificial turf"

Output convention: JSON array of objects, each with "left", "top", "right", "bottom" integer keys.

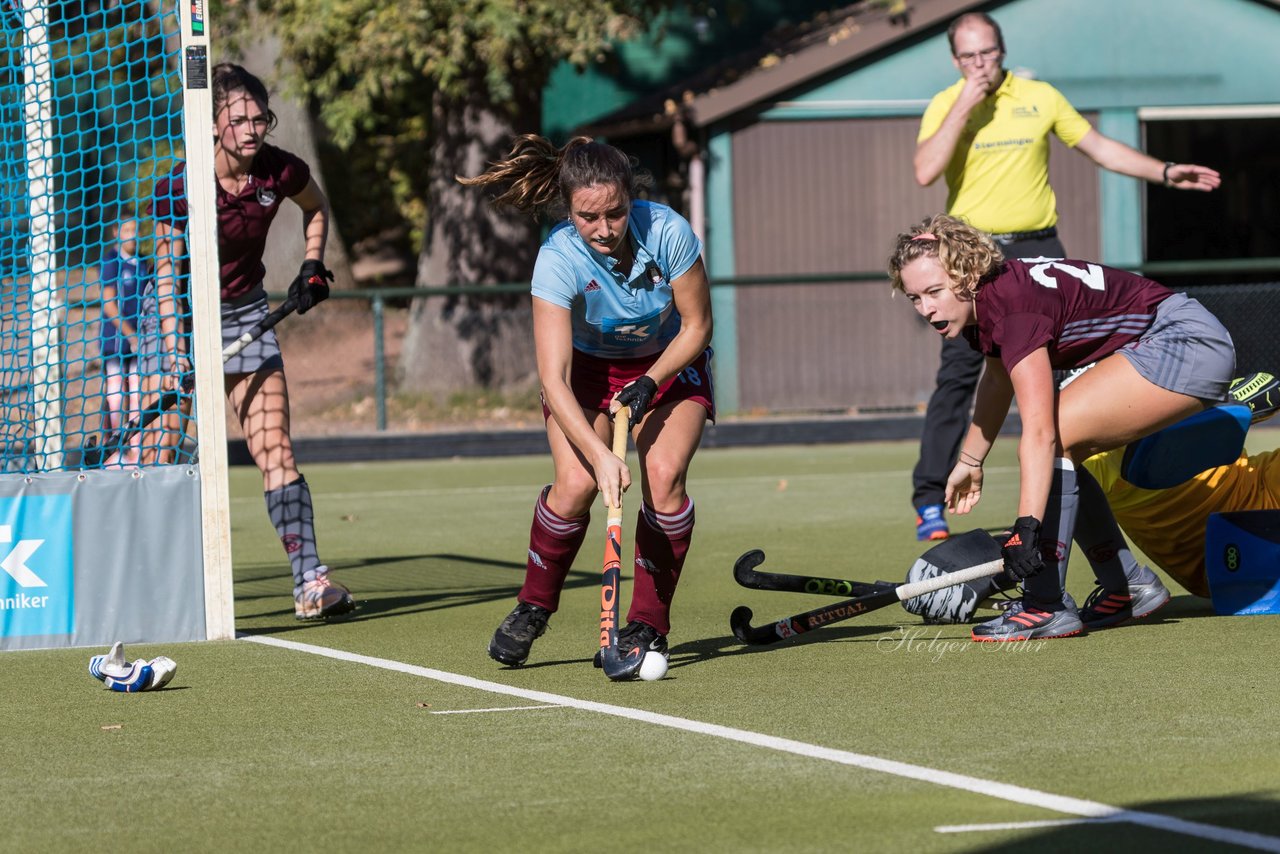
[{"left": 3, "top": 433, "right": 1279, "bottom": 852}]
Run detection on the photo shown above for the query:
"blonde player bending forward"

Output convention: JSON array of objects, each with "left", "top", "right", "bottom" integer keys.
[{"left": 888, "top": 214, "right": 1234, "bottom": 641}]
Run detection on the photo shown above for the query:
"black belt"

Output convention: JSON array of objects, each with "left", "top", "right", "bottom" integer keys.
[{"left": 989, "top": 226, "right": 1057, "bottom": 243}]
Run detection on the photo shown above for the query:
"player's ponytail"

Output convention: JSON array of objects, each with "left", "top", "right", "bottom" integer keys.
[{"left": 458, "top": 135, "right": 652, "bottom": 218}]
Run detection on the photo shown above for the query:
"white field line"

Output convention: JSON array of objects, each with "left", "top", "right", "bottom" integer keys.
[
  {"left": 228, "top": 467, "right": 1019, "bottom": 504},
  {"left": 937, "top": 818, "right": 1121, "bottom": 833},
  {"left": 430, "top": 704, "right": 566, "bottom": 715},
  {"left": 241, "top": 634, "right": 1280, "bottom": 853}
]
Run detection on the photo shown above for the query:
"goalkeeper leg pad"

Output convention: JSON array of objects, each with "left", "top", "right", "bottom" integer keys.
[{"left": 91, "top": 642, "right": 178, "bottom": 692}]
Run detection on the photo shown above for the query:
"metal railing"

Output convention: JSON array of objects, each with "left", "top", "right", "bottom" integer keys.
[{"left": 275, "top": 255, "right": 1280, "bottom": 431}]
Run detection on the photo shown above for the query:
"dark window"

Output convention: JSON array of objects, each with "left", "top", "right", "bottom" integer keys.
[
  {"left": 1145, "top": 117, "right": 1280, "bottom": 374},
  {"left": 1145, "top": 117, "right": 1280, "bottom": 281}
]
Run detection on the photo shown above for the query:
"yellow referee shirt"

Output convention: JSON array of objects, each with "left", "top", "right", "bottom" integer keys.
[
  {"left": 1084, "top": 447, "right": 1280, "bottom": 597},
  {"left": 918, "top": 73, "right": 1092, "bottom": 234}
]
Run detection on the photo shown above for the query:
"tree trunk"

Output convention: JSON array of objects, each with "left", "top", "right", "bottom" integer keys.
[{"left": 398, "top": 79, "right": 540, "bottom": 393}]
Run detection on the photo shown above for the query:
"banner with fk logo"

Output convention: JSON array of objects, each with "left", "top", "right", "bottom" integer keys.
[
  {"left": 0, "top": 468, "right": 207, "bottom": 651},
  {"left": 0, "top": 495, "right": 73, "bottom": 638}
]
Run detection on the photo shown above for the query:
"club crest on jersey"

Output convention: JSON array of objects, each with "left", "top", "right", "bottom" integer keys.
[{"left": 256, "top": 185, "right": 278, "bottom": 207}]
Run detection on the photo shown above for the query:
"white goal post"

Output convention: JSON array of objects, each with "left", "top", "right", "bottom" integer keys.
[{"left": 0, "top": 0, "right": 234, "bottom": 649}]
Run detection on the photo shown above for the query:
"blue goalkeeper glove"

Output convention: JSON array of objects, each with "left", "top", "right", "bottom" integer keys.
[{"left": 89, "top": 642, "right": 177, "bottom": 692}]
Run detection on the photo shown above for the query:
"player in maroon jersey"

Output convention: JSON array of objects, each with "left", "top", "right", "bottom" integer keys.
[
  {"left": 888, "top": 213, "right": 1235, "bottom": 640},
  {"left": 149, "top": 63, "right": 354, "bottom": 620}
]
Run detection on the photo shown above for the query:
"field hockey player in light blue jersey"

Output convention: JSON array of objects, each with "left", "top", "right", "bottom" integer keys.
[{"left": 459, "top": 135, "right": 714, "bottom": 671}]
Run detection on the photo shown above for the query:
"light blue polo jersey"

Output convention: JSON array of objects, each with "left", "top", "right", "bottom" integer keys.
[{"left": 531, "top": 200, "right": 702, "bottom": 359}]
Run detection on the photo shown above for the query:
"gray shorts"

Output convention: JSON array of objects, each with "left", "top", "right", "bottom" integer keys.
[
  {"left": 222, "top": 291, "right": 285, "bottom": 375},
  {"left": 136, "top": 313, "right": 179, "bottom": 378},
  {"left": 1118, "top": 292, "right": 1235, "bottom": 402}
]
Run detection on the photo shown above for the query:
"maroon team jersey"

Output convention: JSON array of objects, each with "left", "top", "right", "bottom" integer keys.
[
  {"left": 964, "top": 259, "right": 1174, "bottom": 373},
  {"left": 149, "top": 144, "right": 311, "bottom": 301}
]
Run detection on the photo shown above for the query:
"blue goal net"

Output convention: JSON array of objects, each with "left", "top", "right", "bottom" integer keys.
[
  {"left": 1, "top": 0, "right": 191, "bottom": 473},
  {"left": 1, "top": 0, "right": 234, "bottom": 650}
]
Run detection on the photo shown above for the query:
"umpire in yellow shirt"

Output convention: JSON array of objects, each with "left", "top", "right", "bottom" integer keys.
[{"left": 908, "top": 11, "right": 1221, "bottom": 543}]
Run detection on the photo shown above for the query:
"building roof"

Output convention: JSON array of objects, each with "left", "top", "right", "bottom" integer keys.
[
  {"left": 583, "top": 0, "right": 1280, "bottom": 138},
  {"left": 581, "top": 0, "right": 988, "bottom": 138}
]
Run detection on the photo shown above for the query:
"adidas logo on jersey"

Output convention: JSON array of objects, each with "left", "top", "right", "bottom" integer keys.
[{"left": 584, "top": 279, "right": 601, "bottom": 293}]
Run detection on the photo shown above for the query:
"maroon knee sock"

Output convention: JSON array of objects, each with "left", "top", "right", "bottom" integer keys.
[
  {"left": 627, "top": 497, "right": 694, "bottom": 635},
  {"left": 518, "top": 486, "right": 589, "bottom": 612}
]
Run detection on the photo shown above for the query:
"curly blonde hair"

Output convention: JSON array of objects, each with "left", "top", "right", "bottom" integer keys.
[{"left": 887, "top": 214, "right": 1003, "bottom": 299}]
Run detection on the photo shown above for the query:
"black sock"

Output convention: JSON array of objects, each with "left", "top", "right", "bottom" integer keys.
[
  {"left": 1073, "top": 466, "right": 1145, "bottom": 590},
  {"left": 1025, "top": 460, "right": 1078, "bottom": 610}
]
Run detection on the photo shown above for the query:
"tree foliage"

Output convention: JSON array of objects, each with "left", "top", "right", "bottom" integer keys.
[{"left": 217, "top": 0, "right": 673, "bottom": 250}]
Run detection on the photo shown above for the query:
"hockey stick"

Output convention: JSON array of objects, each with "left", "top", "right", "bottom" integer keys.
[
  {"left": 733, "top": 549, "right": 893, "bottom": 597},
  {"left": 222, "top": 294, "right": 299, "bottom": 362},
  {"left": 81, "top": 295, "right": 298, "bottom": 467},
  {"left": 598, "top": 414, "right": 639, "bottom": 681},
  {"left": 730, "top": 558, "right": 1005, "bottom": 645}
]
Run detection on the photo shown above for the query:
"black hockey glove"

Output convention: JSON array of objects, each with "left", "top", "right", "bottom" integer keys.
[
  {"left": 1001, "top": 516, "right": 1045, "bottom": 581},
  {"left": 288, "top": 259, "right": 333, "bottom": 315},
  {"left": 615, "top": 376, "right": 658, "bottom": 428}
]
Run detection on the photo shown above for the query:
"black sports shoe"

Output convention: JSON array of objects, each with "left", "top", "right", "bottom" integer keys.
[
  {"left": 488, "top": 602, "right": 551, "bottom": 666},
  {"left": 971, "top": 594, "right": 1084, "bottom": 641},
  {"left": 1080, "top": 572, "right": 1170, "bottom": 629},
  {"left": 592, "top": 620, "right": 668, "bottom": 667}
]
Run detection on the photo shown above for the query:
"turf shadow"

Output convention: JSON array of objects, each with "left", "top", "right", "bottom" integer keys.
[
  {"left": 234, "top": 564, "right": 610, "bottom": 631},
  {"left": 496, "top": 620, "right": 894, "bottom": 673},
  {"left": 667, "top": 621, "right": 894, "bottom": 667},
  {"left": 233, "top": 552, "right": 529, "bottom": 586},
  {"left": 966, "top": 792, "right": 1280, "bottom": 849}
]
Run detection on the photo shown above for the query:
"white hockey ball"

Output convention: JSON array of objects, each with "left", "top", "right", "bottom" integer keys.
[{"left": 638, "top": 651, "right": 668, "bottom": 681}]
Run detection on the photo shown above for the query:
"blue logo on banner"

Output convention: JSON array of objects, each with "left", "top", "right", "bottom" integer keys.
[{"left": 0, "top": 495, "right": 74, "bottom": 638}]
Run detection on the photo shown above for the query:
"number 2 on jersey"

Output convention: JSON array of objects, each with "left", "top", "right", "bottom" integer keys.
[{"left": 1028, "top": 260, "right": 1105, "bottom": 291}]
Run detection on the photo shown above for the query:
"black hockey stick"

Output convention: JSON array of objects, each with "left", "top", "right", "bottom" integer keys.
[
  {"left": 733, "top": 549, "right": 893, "bottom": 597},
  {"left": 730, "top": 558, "right": 1005, "bottom": 645},
  {"left": 81, "top": 295, "right": 298, "bottom": 467}
]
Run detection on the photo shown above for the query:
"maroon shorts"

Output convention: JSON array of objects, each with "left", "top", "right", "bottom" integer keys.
[{"left": 543, "top": 347, "right": 716, "bottom": 422}]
